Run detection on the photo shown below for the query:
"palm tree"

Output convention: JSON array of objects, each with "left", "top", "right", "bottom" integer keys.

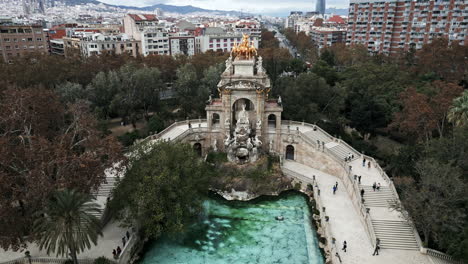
[
  {"left": 34, "top": 189, "right": 102, "bottom": 264},
  {"left": 448, "top": 90, "right": 468, "bottom": 127}
]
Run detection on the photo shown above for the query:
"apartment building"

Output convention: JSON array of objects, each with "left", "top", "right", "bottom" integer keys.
[
  {"left": 0, "top": 24, "right": 47, "bottom": 62},
  {"left": 347, "top": 0, "right": 468, "bottom": 53},
  {"left": 310, "top": 27, "right": 347, "bottom": 50},
  {"left": 141, "top": 27, "right": 169, "bottom": 56},
  {"left": 198, "top": 27, "right": 259, "bottom": 53},
  {"left": 169, "top": 33, "right": 195, "bottom": 56},
  {"left": 123, "top": 14, "right": 159, "bottom": 41},
  {"left": 80, "top": 33, "right": 140, "bottom": 57}
]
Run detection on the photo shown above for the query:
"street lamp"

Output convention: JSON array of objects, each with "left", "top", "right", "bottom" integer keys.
[{"left": 24, "top": 251, "right": 32, "bottom": 264}]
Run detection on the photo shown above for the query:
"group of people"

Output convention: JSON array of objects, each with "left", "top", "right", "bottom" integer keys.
[
  {"left": 332, "top": 181, "right": 339, "bottom": 195},
  {"left": 112, "top": 230, "right": 131, "bottom": 260},
  {"left": 344, "top": 153, "right": 355, "bottom": 162},
  {"left": 316, "top": 139, "right": 326, "bottom": 151},
  {"left": 362, "top": 158, "right": 372, "bottom": 169},
  {"left": 372, "top": 182, "right": 381, "bottom": 191}
]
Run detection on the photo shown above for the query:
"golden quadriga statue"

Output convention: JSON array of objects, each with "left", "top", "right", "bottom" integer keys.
[{"left": 231, "top": 34, "right": 257, "bottom": 60}]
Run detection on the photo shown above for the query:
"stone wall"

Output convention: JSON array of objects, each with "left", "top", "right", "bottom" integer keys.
[{"left": 279, "top": 133, "right": 346, "bottom": 179}]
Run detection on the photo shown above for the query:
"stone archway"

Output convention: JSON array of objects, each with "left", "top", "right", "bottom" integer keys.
[
  {"left": 268, "top": 114, "right": 276, "bottom": 128},
  {"left": 193, "top": 143, "right": 202, "bottom": 156},
  {"left": 286, "top": 145, "right": 295, "bottom": 160},
  {"left": 232, "top": 98, "right": 255, "bottom": 125},
  {"left": 212, "top": 113, "right": 220, "bottom": 127}
]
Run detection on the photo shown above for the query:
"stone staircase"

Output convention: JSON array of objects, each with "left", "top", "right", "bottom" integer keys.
[
  {"left": 361, "top": 185, "right": 395, "bottom": 207},
  {"left": 303, "top": 129, "right": 333, "bottom": 145},
  {"left": 96, "top": 175, "right": 118, "bottom": 197},
  {"left": 372, "top": 219, "right": 419, "bottom": 250},
  {"left": 328, "top": 144, "right": 359, "bottom": 162}
]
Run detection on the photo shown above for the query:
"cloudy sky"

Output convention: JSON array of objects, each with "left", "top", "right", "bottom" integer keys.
[{"left": 98, "top": 0, "right": 350, "bottom": 15}]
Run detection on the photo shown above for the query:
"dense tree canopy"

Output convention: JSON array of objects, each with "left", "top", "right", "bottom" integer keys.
[
  {"left": 110, "top": 142, "right": 213, "bottom": 239},
  {"left": 0, "top": 87, "right": 123, "bottom": 250}
]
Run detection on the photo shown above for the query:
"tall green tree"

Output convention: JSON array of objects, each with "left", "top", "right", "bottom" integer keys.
[
  {"left": 110, "top": 142, "right": 213, "bottom": 239},
  {"left": 275, "top": 72, "right": 345, "bottom": 124},
  {"left": 394, "top": 159, "right": 467, "bottom": 250},
  {"left": 174, "top": 63, "right": 204, "bottom": 117},
  {"left": 34, "top": 190, "right": 102, "bottom": 264}
]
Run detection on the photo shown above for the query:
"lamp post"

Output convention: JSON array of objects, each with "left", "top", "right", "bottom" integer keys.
[{"left": 24, "top": 251, "right": 32, "bottom": 264}]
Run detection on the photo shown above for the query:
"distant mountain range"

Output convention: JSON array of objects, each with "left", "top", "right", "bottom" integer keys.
[
  {"left": 57, "top": 0, "right": 245, "bottom": 16},
  {"left": 56, "top": 0, "right": 348, "bottom": 17}
]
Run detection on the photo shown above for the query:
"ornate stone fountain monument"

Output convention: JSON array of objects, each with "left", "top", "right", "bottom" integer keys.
[{"left": 205, "top": 34, "right": 283, "bottom": 164}]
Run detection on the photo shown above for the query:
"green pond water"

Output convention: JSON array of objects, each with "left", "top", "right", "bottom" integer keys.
[{"left": 140, "top": 192, "right": 324, "bottom": 264}]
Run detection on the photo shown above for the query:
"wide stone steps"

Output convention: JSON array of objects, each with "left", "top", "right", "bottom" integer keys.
[
  {"left": 94, "top": 176, "right": 118, "bottom": 197},
  {"left": 303, "top": 130, "right": 333, "bottom": 145},
  {"left": 372, "top": 220, "right": 419, "bottom": 250},
  {"left": 360, "top": 186, "right": 395, "bottom": 207},
  {"left": 328, "top": 144, "right": 359, "bottom": 162}
]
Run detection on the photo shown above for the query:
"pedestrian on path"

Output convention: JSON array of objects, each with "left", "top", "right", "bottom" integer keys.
[
  {"left": 333, "top": 185, "right": 337, "bottom": 195},
  {"left": 335, "top": 181, "right": 338, "bottom": 190},
  {"left": 368, "top": 161, "right": 371, "bottom": 169},
  {"left": 318, "top": 188, "right": 321, "bottom": 196},
  {"left": 112, "top": 249, "right": 117, "bottom": 259},
  {"left": 377, "top": 183, "right": 381, "bottom": 191},
  {"left": 358, "top": 175, "right": 362, "bottom": 184},
  {"left": 361, "top": 189, "right": 365, "bottom": 197},
  {"left": 342, "top": 241, "right": 347, "bottom": 252},
  {"left": 373, "top": 238, "right": 380, "bottom": 256},
  {"left": 117, "top": 246, "right": 122, "bottom": 257},
  {"left": 372, "top": 182, "right": 377, "bottom": 192},
  {"left": 122, "top": 236, "right": 126, "bottom": 247},
  {"left": 363, "top": 158, "right": 366, "bottom": 167},
  {"left": 126, "top": 230, "right": 130, "bottom": 240}
]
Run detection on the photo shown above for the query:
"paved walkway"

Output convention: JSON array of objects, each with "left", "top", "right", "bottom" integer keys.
[{"left": 283, "top": 161, "right": 430, "bottom": 264}]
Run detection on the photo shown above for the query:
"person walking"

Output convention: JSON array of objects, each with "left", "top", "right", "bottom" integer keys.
[
  {"left": 126, "top": 230, "right": 130, "bottom": 240},
  {"left": 358, "top": 175, "right": 362, "bottom": 184},
  {"left": 377, "top": 183, "right": 381, "bottom": 191},
  {"left": 342, "top": 241, "right": 347, "bottom": 252},
  {"left": 368, "top": 161, "right": 371, "bottom": 169},
  {"left": 360, "top": 189, "right": 365, "bottom": 197},
  {"left": 372, "top": 182, "right": 377, "bottom": 192},
  {"left": 112, "top": 249, "right": 117, "bottom": 259},
  {"left": 116, "top": 246, "right": 122, "bottom": 257},
  {"left": 333, "top": 185, "right": 337, "bottom": 195},
  {"left": 335, "top": 181, "right": 338, "bottom": 190},
  {"left": 122, "top": 236, "right": 126, "bottom": 247},
  {"left": 373, "top": 238, "right": 381, "bottom": 256},
  {"left": 363, "top": 158, "right": 366, "bottom": 167}
]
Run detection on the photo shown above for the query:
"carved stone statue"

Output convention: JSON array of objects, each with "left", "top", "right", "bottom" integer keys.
[
  {"left": 224, "top": 104, "right": 263, "bottom": 164},
  {"left": 278, "top": 95, "right": 282, "bottom": 106},
  {"left": 225, "top": 118, "right": 231, "bottom": 128},
  {"left": 237, "top": 104, "right": 249, "bottom": 125},
  {"left": 256, "top": 119, "right": 262, "bottom": 130},
  {"left": 257, "top": 56, "right": 264, "bottom": 73},
  {"left": 213, "top": 139, "right": 218, "bottom": 151}
]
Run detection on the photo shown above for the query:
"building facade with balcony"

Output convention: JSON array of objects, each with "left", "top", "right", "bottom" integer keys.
[
  {"left": 0, "top": 24, "right": 47, "bottom": 62},
  {"left": 310, "top": 27, "right": 347, "bottom": 50},
  {"left": 347, "top": 0, "right": 468, "bottom": 53}
]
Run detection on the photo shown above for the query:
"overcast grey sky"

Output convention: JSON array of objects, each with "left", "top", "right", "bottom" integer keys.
[{"left": 99, "top": 0, "right": 350, "bottom": 15}]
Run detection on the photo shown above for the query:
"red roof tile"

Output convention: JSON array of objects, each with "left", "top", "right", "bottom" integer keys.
[
  {"left": 327, "top": 15, "right": 345, "bottom": 24},
  {"left": 128, "top": 14, "right": 158, "bottom": 22}
]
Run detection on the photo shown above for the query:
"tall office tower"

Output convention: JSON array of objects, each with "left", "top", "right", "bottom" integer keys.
[
  {"left": 23, "top": 0, "right": 31, "bottom": 15},
  {"left": 316, "top": 0, "right": 326, "bottom": 16},
  {"left": 23, "top": 0, "right": 46, "bottom": 15},
  {"left": 347, "top": 0, "right": 467, "bottom": 54}
]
